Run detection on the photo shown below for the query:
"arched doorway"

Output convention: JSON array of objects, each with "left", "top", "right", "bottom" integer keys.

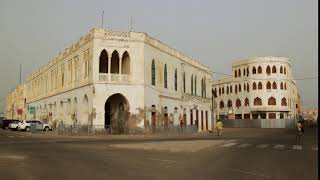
[{"left": 104, "top": 93, "right": 130, "bottom": 134}]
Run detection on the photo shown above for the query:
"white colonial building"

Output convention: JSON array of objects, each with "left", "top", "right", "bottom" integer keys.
[
  {"left": 18, "top": 28, "right": 213, "bottom": 133},
  {"left": 212, "top": 56, "right": 301, "bottom": 120}
]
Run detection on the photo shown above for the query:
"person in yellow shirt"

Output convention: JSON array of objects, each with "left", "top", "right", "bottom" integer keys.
[{"left": 216, "top": 120, "right": 223, "bottom": 136}]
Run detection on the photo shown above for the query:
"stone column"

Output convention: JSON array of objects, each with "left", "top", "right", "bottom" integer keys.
[
  {"left": 250, "top": 113, "right": 252, "bottom": 120},
  {"left": 119, "top": 53, "right": 122, "bottom": 75},
  {"left": 108, "top": 52, "right": 111, "bottom": 81}
]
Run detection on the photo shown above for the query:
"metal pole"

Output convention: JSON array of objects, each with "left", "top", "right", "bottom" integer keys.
[
  {"left": 102, "top": 10, "right": 104, "bottom": 28},
  {"left": 19, "top": 64, "right": 21, "bottom": 85}
]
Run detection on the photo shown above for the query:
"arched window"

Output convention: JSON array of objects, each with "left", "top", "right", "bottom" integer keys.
[
  {"left": 220, "top": 101, "right": 224, "bottom": 109},
  {"left": 236, "top": 99, "right": 241, "bottom": 108},
  {"left": 284, "top": 82, "right": 287, "bottom": 90},
  {"left": 234, "top": 70, "right": 237, "bottom": 77},
  {"left": 266, "top": 65, "right": 271, "bottom": 75},
  {"left": 230, "top": 85, "right": 233, "bottom": 93},
  {"left": 191, "top": 75, "right": 193, "bottom": 94},
  {"left": 238, "top": 69, "right": 241, "bottom": 77},
  {"left": 222, "top": 87, "right": 224, "bottom": 94},
  {"left": 272, "top": 66, "right": 276, "bottom": 73},
  {"left": 219, "top": 87, "right": 221, "bottom": 95},
  {"left": 272, "top": 82, "right": 277, "bottom": 89},
  {"left": 247, "top": 83, "right": 249, "bottom": 92},
  {"left": 284, "top": 67, "right": 287, "bottom": 74},
  {"left": 99, "top": 49, "right": 108, "bottom": 73},
  {"left": 281, "top": 97, "right": 287, "bottom": 106},
  {"left": 253, "top": 82, "right": 257, "bottom": 90},
  {"left": 246, "top": 67, "right": 249, "bottom": 77},
  {"left": 244, "top": 98, "right": 249, "bottom": 106},
  {"left": 252, "top": 66, "right": 257, "bottom": 74},
  {"left": 258, "top": 66, "right": 262, "bottom": 74},
  {"left": 121, "top": 51, "right": 130, "bottom": 74},
  {"left": 151, "top": 59, "right": 156, "bottom": 85},
  {"left": 183, "top": 72, "right": 186, "bottom": 93},
  {"left": 235, "top": 85, "right": 238, "bottom": 94},
  {"left": 258, "top": 82, "right": 262, "bottom": 89},
  {"left": 280, "top": 82, "right": 283, "bottom": 90},
  {"left": 243, "top": 68, "right": 246, "bottom": 76},
  {"left": 267, "top": 81, "right": 271, "bottom": 89},
  {"left": 227, "top": 86, "right": 229, "bottom": 94},
  {"left": 238, "top": 84, "right": 241, "bottom": 92},
  {"left": 164, "top": 64, "right": 167, "bottom": 88},
  {"left": 111, "top": 50, "right": 120, "bottom": 73},
  {"left": 280, "top": 66, "right": 283, "bottom": 73},
  {"left": 254, "top": 97, "right": 262, "bottom": 106},
  {"left": 227, "top": 100, "right": 232, "bottom": 108},
  {"left": 268, "top": 97, "right": 276, "bottom": 105},
  {"left": 174, "top": 68, "right": 177, "bottom": 91},
  {"left": 244, "top": 83, "right": 246, "bottom": 91}
]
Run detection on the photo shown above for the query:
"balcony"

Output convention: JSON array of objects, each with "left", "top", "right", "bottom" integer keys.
[{"left": 99, "top": 73, "right": 131, "bottom": 83}]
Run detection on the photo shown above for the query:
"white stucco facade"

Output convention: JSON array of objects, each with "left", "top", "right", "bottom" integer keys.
[
  {"left": 16, "top": 28, "right": 212, "bottom": 132},
  {"left": 212, "top": 56, "right": 301, "bottom": 120}
]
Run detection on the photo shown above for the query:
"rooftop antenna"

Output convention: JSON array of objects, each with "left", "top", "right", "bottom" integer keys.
[
  {"left": 19, "top": 64, "right": 21, "bottom": 85},
  {"left": 101, "top": 10, "right": 104, "bottom": 28},
  {"left": 130, "top": 16, "right": 133, "bottom": 31}
]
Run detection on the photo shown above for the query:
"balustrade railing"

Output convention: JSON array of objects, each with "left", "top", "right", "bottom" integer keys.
[{"left": 99, "top": 73, "right": 131, "bottom": 83}]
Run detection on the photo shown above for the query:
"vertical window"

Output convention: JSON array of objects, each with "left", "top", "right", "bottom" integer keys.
[
  {"left": 272, "top": 82, "right": 277, "bottom": 89},
  {"left": 238, "top": 69, "right": 241, "bottom": 77},
  {"left": 151, "top": 60, "right": 156, "bottom": 86},
  {"left": 246, "top": 67, "right": 249, "bottom": 77},
  {"left": 272, "top": 66, "right": 277, "bottom": 73},
  {"left": 281, "top": 98, "right": 287, "bottom": 106},
  {"left": 266, "top": 65, "right": 271, "bottom": 75},
  {"left": 164, "top": 64, "right": 167, "bottom": 88},
  {"left": 191, "top": 75, "right": 193, "bottom": 94},
  {"left": 254, "top": 97, "right": 262, "bottom": 106},
  {"left": 280, "top": 82, "right": 283, "bottom": 90},
  {"left": 236, "top": 99, "right": 241, "bottom": 108},
  {"left": 267, "top": 81, "right": 271, "bottom": 89},
  {"left": 174, "top": 68, "right": 177, "bottom": 91},
  {"left": 258, "top": 66, "right": 262, "bottom": 74},
  {"left": 234, "top": 70, "right": 237, "bottom": 77},
  {"left": 280, "top": 66, "right": 283, "bottom": 73},
  {"left": 183, "top": 72, "right": 186, "bottom": 93},
  {"left": 252, "top": 66, "right": 256, "bottom": 74},
  {"left": 268, "top": 97, "right": 276, "bottom": 105},
  {"left": 258, "top": 82, "right": 262, "bottom": 89},
  {"left": 244, "top": 98, "right": 249, "bottom": 106},
  {"left": 284, "top": 67, "right": 287, "bottom": 74},
  {"left": 194, "top": 76, "right": 197, "bottom": 95},
  {"left": 253, "top": 82, "right": 257, "bottom": 90}
]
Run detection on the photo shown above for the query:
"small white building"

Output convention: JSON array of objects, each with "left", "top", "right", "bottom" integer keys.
[
  {"left": 22, "top": 28, "right": 213, "bottom": 133},
  {"left": 212, "top": 56, "right": 301, "bottom": 120}
]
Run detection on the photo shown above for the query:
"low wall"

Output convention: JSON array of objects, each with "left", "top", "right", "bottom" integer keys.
[{"left": 221, "top": 119, "right": 300, "bottom": 128}]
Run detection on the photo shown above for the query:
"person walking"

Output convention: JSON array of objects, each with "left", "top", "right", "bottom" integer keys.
[
  {"left": 216, "top": 120, "right": 223, "bottom": 136},
  {"left": 296, "top": 121, "right": 302, "bottom": 140}
]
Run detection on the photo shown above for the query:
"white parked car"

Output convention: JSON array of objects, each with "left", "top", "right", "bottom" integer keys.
[
  {"left": 18, "top": 120, "right": 52, "bottom": 132},
  {"left": 9, "top": 120, "right": 21, "bottom": 130}
]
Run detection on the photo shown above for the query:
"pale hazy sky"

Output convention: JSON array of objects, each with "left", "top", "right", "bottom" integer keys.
[{"left": 0, "top": 0, "right": 318, "bottom": 112}]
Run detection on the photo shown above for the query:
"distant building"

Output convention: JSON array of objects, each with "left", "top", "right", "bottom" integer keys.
[
  {"left": 6, "top": 84, "right": 26, "bottom": 120},
  {"left": 302, "top": 108, "right": 318, "bottom": 123},
  {"left": 212, "top": 56, "right": 301, "bottom": 120},
  {"left": 7, "top": 28, "right": 213, "bottom": 133}
]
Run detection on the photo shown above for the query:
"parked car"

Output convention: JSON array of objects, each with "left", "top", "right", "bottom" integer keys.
[
  {"left": 0, "top": 119, "right": 21, "bottom": 129},
  {"left": 9, "top": 120, "right": 22, "bottom": 130},
  {"left": 18, "top": 120, "right": 52, "bottom": 132}
]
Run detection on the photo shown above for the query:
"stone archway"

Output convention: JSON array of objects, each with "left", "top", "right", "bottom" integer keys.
[{"left": 104, "top": 93, "right": 130, "bottom": 134}]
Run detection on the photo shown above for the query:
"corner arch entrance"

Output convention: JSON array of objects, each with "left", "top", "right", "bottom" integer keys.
[{"left": 104, "top": 93, "right": 130, "bottom": 134}]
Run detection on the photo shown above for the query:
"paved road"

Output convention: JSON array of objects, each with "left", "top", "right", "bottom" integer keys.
[{"left": 0, "top": 127, "right": 317, "bottom": 180}]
